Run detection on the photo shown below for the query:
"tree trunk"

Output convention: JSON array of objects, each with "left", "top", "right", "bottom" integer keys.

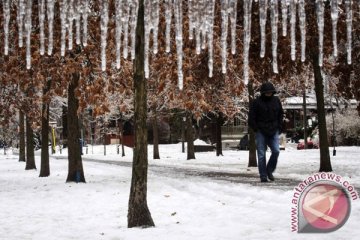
[
  {"left": 121, "top": 122, "right": 125, "bottom": 157},
  {"left": 312, "top": 54, "right": 332, "bottom": 172},
  {"left": 2, "top": 131, "right": 6, "bottom": 155},
  {"left": 19, "top": 111, "right": 26, "bottom": 162},
  {"left": 103, "top": 133, "right": 106, "bottom": 156},
  {"left": 128, "top": 0, "right": 155, "bottom": 228},
  {"left": 152, "top": 109, "right": 160, "bottom": 159},
  {"left": 303, "top": 90, "right": 308, "bottom": 149},
  {"left": 62, "top": 106, "right": 68, "bottom": 148},
  {"left": 40, "top": 80, "right": 51, "bottom": 177},
  {"left": 305, "top": 1, "right": 332, "bottom": 172},
  {"left": 181, "top": 114, "right": 185, "bottom": 153},
  {"left": 119, "top": 121, "right": 125, "bottom": 157},
  {"left": 66, "top": 73, "right": 86, "bottom": 183},
  {"left": 25, "top": 117, "right": 36, "bottom": 170},
  {"left": 121, "top": 141, "right": 125, "bottom": 156},
  {"left": 215, "top": 112, "right": 223, "bottom": 156},
  {"left": 39, "top": 106, "right": 50, "bottom": 176},
  {"left": 248, "top": 81, "right": 257, "bottom": 167},
  {"left": 186, "top": 112, "right": 195, "bottom": 160}
]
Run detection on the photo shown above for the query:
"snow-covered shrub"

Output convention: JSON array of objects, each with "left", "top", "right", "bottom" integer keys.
[{"left": 326, "top": 109, "right": 360, "bottom": 146}]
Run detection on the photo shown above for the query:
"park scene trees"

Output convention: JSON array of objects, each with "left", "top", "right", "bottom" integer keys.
[{"left": 0, "top": 0, "right": 359, "bottom": 233}]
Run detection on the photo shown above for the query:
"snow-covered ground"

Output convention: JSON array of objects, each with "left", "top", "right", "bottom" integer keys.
[{"left": 1, "top": 144, "right": 359, "bottom": 240}]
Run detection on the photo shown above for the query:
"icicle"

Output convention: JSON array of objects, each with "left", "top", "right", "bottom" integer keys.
[
  {"left": 201, "top": 0, "right": 207, "bottom": 51},
  {"left": 144, "top": 0, "right": 151, "bottom": 78},
  {"left": 17, "top": 0, "right": 26, "bottom": 48},
  {"left": 68, "top": 0, "right": 74, "bottom": 50},
  {"left": 100, "top": 0, "right": 109, "bottom": 71},
  {"left": 316, "top": 0, "right": 324, "bottom": 67},
  {"left": 188, "top": 0, "right": 194, "bottom": 40},
  {"left": 330, "top": 0, "right": 338, "bottom": 58},
  {"left": 60, "top": 0, "right": 68, "bottom": 56},
  {"left": 47, "top": 0, "right": 55, "bottom": 55},
  {"left": 122, "top": 1, "right": 130, "bottom": 59},
  {"left": 82, "top": 0, "right": 89, "bottom": 46},
  {"left": 75, "top": 0, "right": 82, "bottom": 45},
  {"left": 39, "top": 0, "right": 46, "bottom": 55},
  {"left": 152, "top": 0, "right": 160, "bottom": 54},
  {"left": 281, "top": 0, "right": 288, "bottom": 36},
  {"left": 270, "top": 0, "right": 279, "bottom": 74},
  {"left": 229, "top": 0, "right": 238, "bottom": 54},
  {"left": 3, "top": 0, "right": 10, "bottom": 55},
  {"left": 221, "top": 0, "right": 229, "bottom": 74},
  {"left": 115, "top": 0, "right": 123, "bottom": 69},
  {"left": 195, "top": 1, "right": 202, "bottom": 54},
  {"left": 345, "top": 0, "right": 352, "bottom": 64},
  {"left": 243, "top": 0, "right": 253, "bottom": 84},
  {"left": 174, "top": 0, "right": 184, "bottom": 90},
  {"left": 331, "top": 0, "right": 339, "bottom": 57},
  {"left": 165, "top": 0, "right": 172, "bottom": 53},
  {"left": 259, "top": 0, "right": 268, "bottom": 58},
  {"left": 290, "top": 0, "right": 296, "bottom": 61},
  {"left": 207, "top": 0, "right": 215, "bottom": 77},
  {"left": 298, "top": 0, "right": 306, "bottom": 62},
  {"left": 25, "top": 0, "right": 33, "bottom": 69},
  {"left": 130, "top": 1, "right": 138, "bottom": 60}
]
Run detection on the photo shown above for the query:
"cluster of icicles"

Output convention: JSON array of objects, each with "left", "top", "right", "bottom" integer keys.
[{"left": 2, "top": 0, "right": 357, "bottom": 90}]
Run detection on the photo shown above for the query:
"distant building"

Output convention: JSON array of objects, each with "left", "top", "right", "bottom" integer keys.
[{"left": 283, "top": 92, "right": 357, "bottom": 134}]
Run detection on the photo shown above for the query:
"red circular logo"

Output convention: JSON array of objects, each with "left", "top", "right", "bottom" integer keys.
[{"left": 301, "top": 183, "right": 350, "bottom": 231}]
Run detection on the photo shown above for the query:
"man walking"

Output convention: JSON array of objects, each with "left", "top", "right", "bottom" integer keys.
[{"left": 248, "top": 82, "right": 284, "bottom": 182}]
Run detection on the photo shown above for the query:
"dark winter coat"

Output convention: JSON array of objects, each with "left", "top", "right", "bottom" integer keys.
[{"left": 248, "top": 94, "right": 284, "bottom": 136}]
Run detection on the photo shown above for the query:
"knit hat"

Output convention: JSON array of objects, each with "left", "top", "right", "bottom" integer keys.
[{"left": 260, "top": 82, "right": 276, "bottom": 94}]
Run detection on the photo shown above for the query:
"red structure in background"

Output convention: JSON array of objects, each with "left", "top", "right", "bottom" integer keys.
[
  {"left": 122, "top": 135, "right": 135, "bottom": 148},
  {"left": 297, "top": 140, "right": 319, "bottom": 150},
  {"left": 104, "top": 133, "right": 135, "bottom": 148}
]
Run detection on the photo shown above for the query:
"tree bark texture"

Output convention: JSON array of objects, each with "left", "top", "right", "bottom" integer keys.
[
  {"left": 119, "top": 121, "right": 125, "bottom": 157},
  {"left": 40, "top": 80, "right": 51, "bottom": 177},
  {"left": 152, "top": 109, "right": 160, "bottom": 159},
  {"left": 215, "top": 112, "right": 223, "bottom": 156},
  {"left": 120, "top": 122, "right": 125, "bottom": 157},
  {"left": 181, "top": 114, "right": 185, "bottom": 153},
  {"left": 62, "top": 106, "right": 68, "bottom": 148},
  {"left": 25, "top": 117, "right": 36, "bottom": 170},
  {"left": 128, "top": 0, "right": 155, "bottom": 228},
  {"left": 303, "top": 90, "right": 308, "bottom": 149},
  {"left": 39, "top": 103, "right": 50, "bottom": 176},
  {"left": 19, "top": 111, "right": 26, "bottom": 162},
  {"left": 186, "top": 112, "right": 195, "bottom": 160},
  {"left": 66, "top": 73, "right": 86, "bottom": 182},
  {"left": 312, "top": 55, "right": 332, "bottom": 172},
  {"left": 248, "top": 81, "right": 257, "bottom": 167}
]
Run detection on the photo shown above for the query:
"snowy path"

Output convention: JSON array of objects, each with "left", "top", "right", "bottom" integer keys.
[
  {"left": 53, "top": 143, "right": 360, "bottom": 191},
  {"left": 82, "top": 157, "right": 360, "bottom": 191},
  {"left": 80, "top": 158, "right": 302, "bottom": 190}
]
